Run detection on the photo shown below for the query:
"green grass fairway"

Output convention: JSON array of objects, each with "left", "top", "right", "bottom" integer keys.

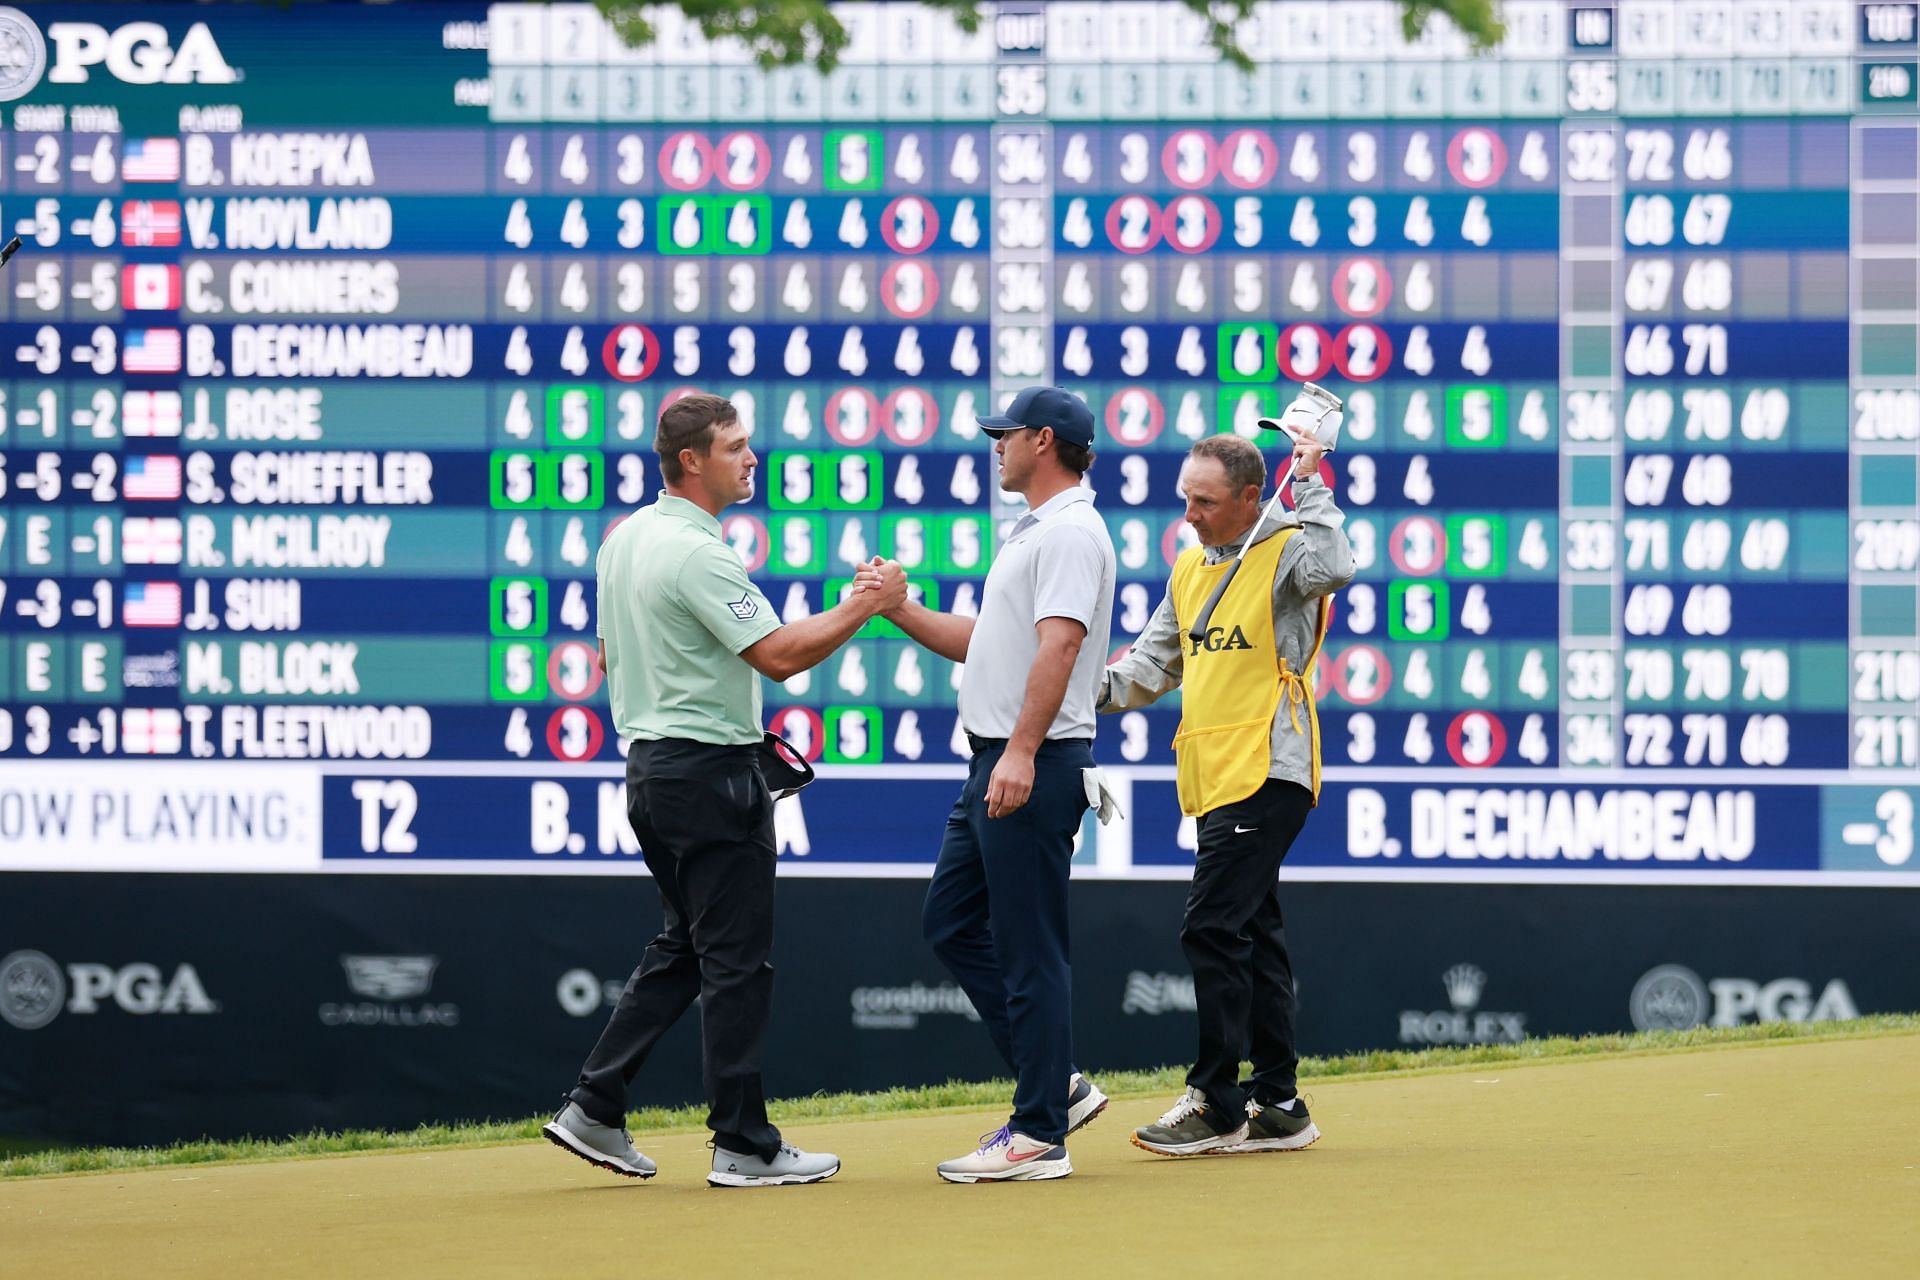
[{"left": 4, "top": 1031, "right": 1915, "bottom": 1279}]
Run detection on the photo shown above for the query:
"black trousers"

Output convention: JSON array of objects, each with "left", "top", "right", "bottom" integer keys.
[
  {"left": 568, "top": 738, "right": 781, "bottom": 1160},
  {"left": 1183, "top": 777, "right": 1315, "bottom": 1130}
]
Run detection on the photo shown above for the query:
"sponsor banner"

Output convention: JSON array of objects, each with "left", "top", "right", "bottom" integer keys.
[
  {"left": 1121, "top": 971, "right": 1196, "bottom": 1016},
  {"left": 319, "top": 955, "right": 459, "bottom": 1028},
  {"left": 1396, "top": 963, "right": 1528, "bottom": 1046},
  {"left": 1628, "top": 964, "right": 1860, "bottom": 1032},
  {"left": 848, "top": 983, "right": 980, "bottom": 1031},
  {"left": 0, "top": 763, "right": 320, "bottom": 871},
  {"left": 0, "top": 876, "right": 1913, "bottom": 1146},
  {"left": 0, "top": 951, "right": 219, "bottom": 1031}
]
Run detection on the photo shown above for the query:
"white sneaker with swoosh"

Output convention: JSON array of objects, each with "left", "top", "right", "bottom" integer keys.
[{"left": 936, "top": 1125, "right": 1072, "bottom": 1183}]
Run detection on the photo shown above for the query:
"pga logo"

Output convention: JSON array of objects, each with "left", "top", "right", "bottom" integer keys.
[
  {"left": 1630, "top": 964, "right": 1859, "bottom": 1032},
  {"left": 0, "top": 950, "right": 218, "bottom": 1030},
  {"left": 0, "top": 7, "right": 238, "bottom": 100},
  {"left": 51, "top": 19, "right": 237, "bottom": 85}
]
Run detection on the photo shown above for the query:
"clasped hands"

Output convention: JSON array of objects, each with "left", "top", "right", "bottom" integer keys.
[{"left": 851, "top": 555, "right": 908, "bottom": 616}]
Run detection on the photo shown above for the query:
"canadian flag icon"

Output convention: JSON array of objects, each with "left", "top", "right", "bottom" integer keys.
[{"left": 123, "top": 264, "right": 183, "bottom": 311}]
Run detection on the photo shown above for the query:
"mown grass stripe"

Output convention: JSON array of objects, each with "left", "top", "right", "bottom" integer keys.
[{"left": 6, "top": 1013, "right": 1914, "bottom": 1180}]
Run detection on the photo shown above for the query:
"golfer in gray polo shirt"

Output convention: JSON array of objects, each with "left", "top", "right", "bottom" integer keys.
[{"left": 877, "top": 386, "right": 1116, "bottom": 1183}]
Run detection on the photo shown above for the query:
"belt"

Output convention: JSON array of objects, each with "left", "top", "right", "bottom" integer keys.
[{"left": 966, "top": 734, "right": 1094, "bottom": 753}]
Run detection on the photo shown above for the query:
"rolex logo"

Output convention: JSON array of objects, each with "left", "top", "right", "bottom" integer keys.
[
  {"left": 1443, "top": 963, "right": 1487, "bottom": 1011},
  {"left": 1399, "top": 963, "right": 1525, "bottom": 1046}
]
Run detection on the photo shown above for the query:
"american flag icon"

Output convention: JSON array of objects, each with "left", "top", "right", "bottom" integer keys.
[
  {"left": 122, "top": 517, "right": 184, "bottom": 565},
  {"left": 124, "top": 391, "right": 184, "bottom": 438},
  {"left": 121, "top": 200, "right": 182, "bottom": 247},
  {"left": 123, "top": 708, "right": 184, "bottom": 755},
  {"left": 124, "top": 582, "right": 183, "bottom": 628},
  {"left": 123, "top": 138, "right": 182, "bottom": 183},
  {"left": 124, "top": 328, "right": 182, "bottom": 374},
  {"left": 124, "top": 456, "right": 183, "bottom": 501},
  {"left": 124, "top": 264, "right": 182, "bottom": 311}
]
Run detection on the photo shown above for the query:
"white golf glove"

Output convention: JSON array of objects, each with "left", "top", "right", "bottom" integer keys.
[{"left": 1082, "top": 768, "right": 1125, "bottom": 826}]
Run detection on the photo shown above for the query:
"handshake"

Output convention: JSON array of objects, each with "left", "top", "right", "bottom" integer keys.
[{"left": 851, "top": 556, "right": 909, "bottom": 617}]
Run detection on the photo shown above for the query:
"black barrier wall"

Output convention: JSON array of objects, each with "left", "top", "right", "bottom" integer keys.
[{"left": 0, "top": 875, "right": 1914, "bottom": 1146}]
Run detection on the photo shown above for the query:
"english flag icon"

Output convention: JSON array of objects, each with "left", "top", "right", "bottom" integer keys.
[
  {"left": 123, "top": 708, "right": 184, "bottom": 755},
  {"left": 122, "top": 517, "right": 183, "bottom": 565},
  {"left": 124, "top": 391, "right": 184, "bottom": 438}
]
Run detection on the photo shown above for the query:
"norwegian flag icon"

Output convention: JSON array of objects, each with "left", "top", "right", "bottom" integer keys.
[
  {"left": 122, "top": 517, "right": 184, "bottom": 565},
  {"left": 121, "top": 200, "right": 182, "bottom": 247},
  {"left": 123, "top": 708, "right": 184, "bottom": 755},
  {"left": 123, "top": 264, "right": 182, "bottom": 311},
  {"left": 124, "top": 391, "right": 184, "bottom": 438}
]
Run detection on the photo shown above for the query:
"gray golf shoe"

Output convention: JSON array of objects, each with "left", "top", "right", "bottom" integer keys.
[
  {"left": 1130, "top": 1087, "right": 1249, "bottom": 1157},
  {"left": 708, "top": 1142, "right": 841, "bottom": 1188},
  {"left": 542, "top": 1101, "right": 657, "bottom": 1179},
  {"left": 1219, "top": 1097, "right": 1321, "bottom": 1153}
]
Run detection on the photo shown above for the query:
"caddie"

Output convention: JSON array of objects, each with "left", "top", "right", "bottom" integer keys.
[{"left": 1098, "top": 410, "right": 1353, "bottom": 1158}]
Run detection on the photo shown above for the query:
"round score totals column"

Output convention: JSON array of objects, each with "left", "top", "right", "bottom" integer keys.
[{"left": 1617, "top": 118, "right": 1853, "bottom": 772}]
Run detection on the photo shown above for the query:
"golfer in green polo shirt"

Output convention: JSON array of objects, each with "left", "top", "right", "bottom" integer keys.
[{"left": 543, "top": 392, "right": 904, "bottom": 1189}]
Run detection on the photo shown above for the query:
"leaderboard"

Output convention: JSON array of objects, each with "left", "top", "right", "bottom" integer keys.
[{"left": 0, "top": 2, "right": 1913, "bottom": 878}]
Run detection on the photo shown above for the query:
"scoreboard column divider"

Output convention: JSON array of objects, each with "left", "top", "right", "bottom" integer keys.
[
  {"left": 987, "top": 12, "right": 1054, "bottom": 548},
  {"left": 1846, "top": 110, "right": 1920, "bottom": 777},
  {"left": 1559, "top": 11, "right": 1626, "bottom": 773}
]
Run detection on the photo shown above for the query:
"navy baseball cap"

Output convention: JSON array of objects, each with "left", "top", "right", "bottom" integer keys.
[{"left": 977, "top": 386, "right": 1095, "bottom": 447}]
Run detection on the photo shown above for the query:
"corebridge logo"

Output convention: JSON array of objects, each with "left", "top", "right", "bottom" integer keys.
[
  {"left": 0, "top": 949, "right": 219, "bottom": 1029},
  {"left": 850, "top": 983, "right": 980, "bottom": 1030}
]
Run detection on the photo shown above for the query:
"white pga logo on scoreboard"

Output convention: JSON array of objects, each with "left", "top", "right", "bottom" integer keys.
[{"left": 0, "top": 7, "right": 238, "bottom": 101}]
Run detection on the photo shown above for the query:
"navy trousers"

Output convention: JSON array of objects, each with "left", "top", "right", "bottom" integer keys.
[{"left": 922, "top": 738, "right": 1093, "bottom": 1145}]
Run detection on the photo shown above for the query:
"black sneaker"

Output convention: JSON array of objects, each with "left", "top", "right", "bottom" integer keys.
[
  {"left": 1129, "top": 1087, "right": 1249, "bottom": 1157},
  {"left": 1219, "top": 1097, "right": 1320, "bottom": 1153}
]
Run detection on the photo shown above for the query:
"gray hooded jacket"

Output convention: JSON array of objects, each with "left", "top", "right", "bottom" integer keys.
[{"left": 1096, "top": 468, "right": 1355, "bottom": 799}]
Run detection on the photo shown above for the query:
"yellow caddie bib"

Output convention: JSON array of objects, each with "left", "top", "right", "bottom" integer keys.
[{"left": 1169, "top": 528, "right": 1331, "bottom": 817}]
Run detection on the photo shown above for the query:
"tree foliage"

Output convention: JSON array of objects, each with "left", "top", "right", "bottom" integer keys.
[{"left": 594, "top": 0, "right": 1506, "bottom": 71}]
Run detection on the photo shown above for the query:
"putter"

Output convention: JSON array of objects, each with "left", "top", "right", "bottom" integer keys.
[
  {"left": 0, "top": 236, "right": 21, "bottom": 268},
  {"left": 1186, "top": 382, "right": 1344, "bottom": 644}
]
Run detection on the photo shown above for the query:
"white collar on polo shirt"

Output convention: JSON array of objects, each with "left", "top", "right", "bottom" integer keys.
[{"left": 1008, "top": 484, "right": 1094, "bottom": 539}]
